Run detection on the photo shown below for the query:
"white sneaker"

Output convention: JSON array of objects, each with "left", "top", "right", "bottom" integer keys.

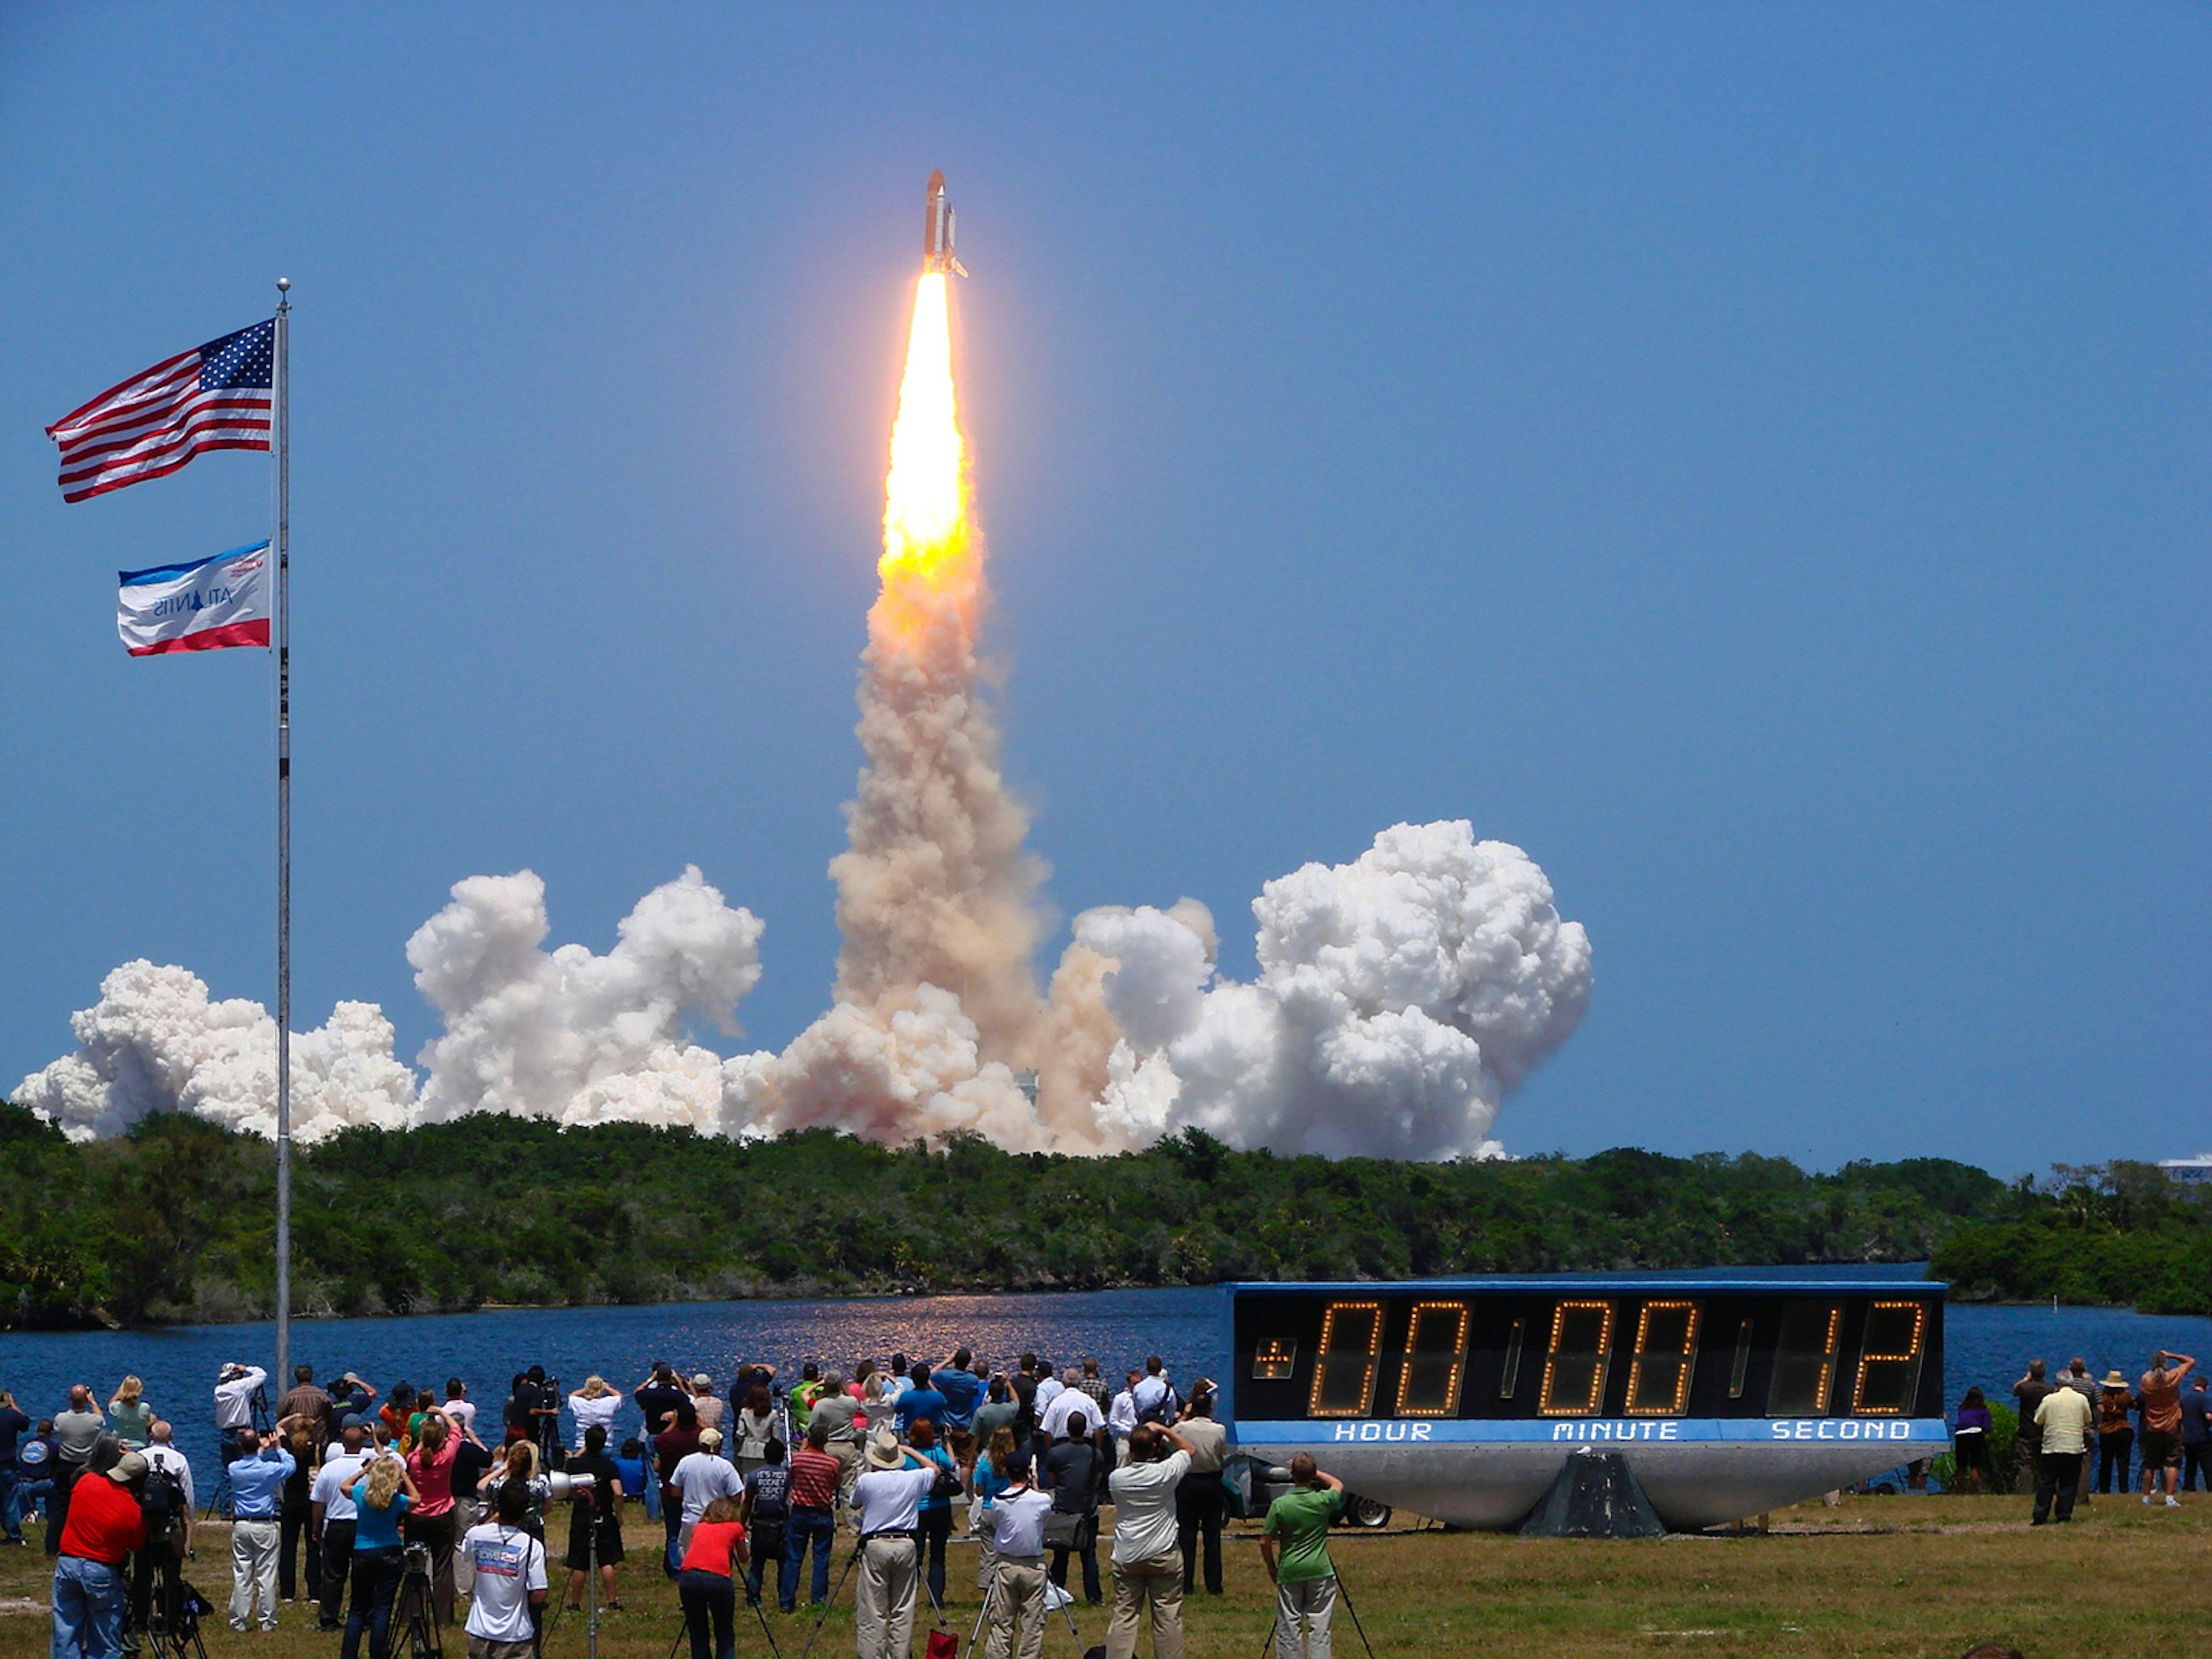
[
  {"left": 2165, "top": 1495, "right": 2181, "bottom": 1508},
  {"left": 2142, "top": 1494, "right": 2153, "bottom": 1505}
]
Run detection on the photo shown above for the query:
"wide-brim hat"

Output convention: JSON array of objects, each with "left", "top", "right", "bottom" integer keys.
[
  {"left": 2103, "top": 1371, "right": 2128, "bottom": 1388},
  {"left": 865, "top": 1430, "right": 907, "bottom": 1471}
]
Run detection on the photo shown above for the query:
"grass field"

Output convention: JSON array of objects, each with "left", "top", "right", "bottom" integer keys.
[{"left": 4, "top": 1494, "right": 2202, "bottom": 1659}]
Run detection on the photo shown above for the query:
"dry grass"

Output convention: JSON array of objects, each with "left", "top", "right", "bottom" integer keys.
[{"left": 4, "top": 1493, "right": 2201, "bottom": 1659}]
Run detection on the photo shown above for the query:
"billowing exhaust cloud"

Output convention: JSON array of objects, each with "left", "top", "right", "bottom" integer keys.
[{"left": 17, "top": 276, "right": 1593, "bottom": 1158}]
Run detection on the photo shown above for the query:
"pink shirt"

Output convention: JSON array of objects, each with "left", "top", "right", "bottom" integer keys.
[{"left": 407, "top": 1437, "right": 459, "bottom": 1517}]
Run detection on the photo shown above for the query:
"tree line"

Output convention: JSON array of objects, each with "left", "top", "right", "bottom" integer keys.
[{"left": 1, "top": 1099, "right": 2202, "bottom": 1329}]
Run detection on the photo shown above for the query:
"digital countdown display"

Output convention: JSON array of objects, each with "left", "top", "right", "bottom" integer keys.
[{"left": 1234, "top": 1287, "right": 1941, "bottom": 1423}]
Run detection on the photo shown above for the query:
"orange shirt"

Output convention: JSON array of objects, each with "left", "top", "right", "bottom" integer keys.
[
  {"left": 679, "top": 1519, "right": 746, "bottom": 1578},
  {"left": 2139, "top": 1370, "right": 2184, "bottom": 1435}
]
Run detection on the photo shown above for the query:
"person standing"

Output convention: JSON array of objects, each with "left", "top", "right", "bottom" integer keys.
[
  {"left": 1106, "top": 1373, "right": 1141, "bottom": 1467},
  {"left": 1260, "top": 1456, "right": 1345, "bottom": 1659},
  {"left": 984, "top": 1460, "right": 1054, "bottom": 1659},
  {"left": 2030, "top": 1380, "right": 2092, "bottom": 1525},
  {"left": 2180, "top": 1376, "right": 2211, "bottom": 1491},
  {"left": 1076, "top": 1361, "right": 1112, "bottom": 1420},
  {"left": 312, "top": 1422, "right": 373, "bottom": 1631},
  {"left": 690, "top": 1376, "right": 726, "bottom": 1434},
  {"left": 930, "top": 1352, "right": 983, "bottom": 1478},
  {"left": 2137, "top": 1349, "right": 2196, "bottom": 1507},
  {"left": 566, "top": 1379, "right": 622, "bottom": 1457},
  {"left": 0, "top": 1388, "right": 31, "bottom": 1546},
  {"left": 104, "top": 1381, "right": 152, "bottom": 1451},
  {"left": 48, "top": 1387, "right": 105, "bottom": 1559},
  {"left": 340, "top": 1454, "right": 418, "bottom": 1659},
  {"left": 276, "top": 1418, "right": 322, "bottom": 1608},
  {"left": 1173, "top": 1384, "right": 1228, "bottom": 1596},
  {"left": 851, "top": 1431, "right": 937, "bottom": 1659},
  {"left": 736, "top": 1439, "right": 789, "bottom": 1611},
  {"left": 439, "top": 1381, "right": 476, "bottom": 1443},
  {"left": 783, "top": 1423, "right": 843, "bottom": 1612},
  {"left": 1951, "top": 1389, "right": 1991, "bottom": 1495},
  {"left": 809, "top": 1377, "right": 865, "bottom": 1503},
  {"left": 2011, "top": 1361, "right": 2052, "bottom": 1496},
  {"left": 2094, "top": 1372, "right": 2135, "bottom": 1495},
  {"left": 654, "top": 1399, "right": 704, "bottom": 1574},
  {"left": 405, "top": 1411, "right": 464, "bottom": 1627},
  {"left": 908, "top": 1419, "right": 957, "bottom": 1608},
  {"left": 1104, "top": 1423, "right": 1196, "bottom": 1659},
  {"left": 461, "top": 1482, "right": 548, "bottom": 1659},
  {"left": 1041, "top": 1412, "right": 1104, "bottom": 1606},
  {"left": 51, "top": 1447, "right": 145, "bottom": 1659},
  {"left": 227, "top": 1429, "right": 294, "bottom": 1631},
  {"left": 670, "top": 1429, "right": 744, "bottom": 1563},
  {"left": 133, "top": 1425, "right": 194, "bottom": 1640},
  {"left": 733, "top": 1387, "right": 779, "bottom": 1481},
  {"left": 893, "top": 1366, "right": 947, "bottom": 1444},
  {"left": 676, "top": 1497, "right": 748, "bottom": 1659},
  {"left": 561, "top": 1423, "right": 626, "bottom": 1616}
]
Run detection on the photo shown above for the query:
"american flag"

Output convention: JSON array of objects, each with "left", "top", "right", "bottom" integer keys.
[{"left": 46, "top": 320, "right": 275, "bottom": 503}]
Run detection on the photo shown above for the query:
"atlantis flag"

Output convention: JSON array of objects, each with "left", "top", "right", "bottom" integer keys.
[
  {"left": 47, "top": 321, "right": 275, "bottom": 503},
  {"left": 117, "top": 542, "right": 270, "bottom": 656}
]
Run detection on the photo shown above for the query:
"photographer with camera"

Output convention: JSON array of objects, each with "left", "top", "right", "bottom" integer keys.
[
  {"left": 225, "top": 1427, "right": 293, "bottom": 1632},
  {"left": 403, "top": 1408, "right": 463, "bottom": 1627},
  {"left": 134, "top": 1423, "right": 195, "bottom": 1643},
  {"left": 339, "top": 1448, "right": 420, "bottom": 1659},
  {"left": 215, "top": 1364, "right": 269, "bottom": 1438},
  {"left": 310, "top": 1420, "right": 372, "bottom": 1631},
  {"left": 562, "top": 1423, "right": 625, "bottom": 1615}
]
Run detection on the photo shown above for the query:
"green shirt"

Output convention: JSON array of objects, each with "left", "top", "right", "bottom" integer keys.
[{"left": 1263, "top": 1485, "right": 1344, "bottom": 1583}]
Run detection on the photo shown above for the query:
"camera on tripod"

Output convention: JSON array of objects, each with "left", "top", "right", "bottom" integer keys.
[{"left": 524, "top": 1469, "right": 596, "bottom": 1508}]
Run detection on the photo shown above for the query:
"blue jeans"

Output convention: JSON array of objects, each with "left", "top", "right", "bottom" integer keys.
[
  {"left": 782, "top": 1508, "right": 835, "bottom": 1610},
  {"left": 741, "top": 1522, "right": 783, "bottom": 1607},
  {"left": 51, "top": 1555, "right": 125, "bottom": 1659},
  {"left": 339, "top": 1547, "right": 404, "bottom": 1659},
  {"left": 0, "top": 1464, "right": 19, "bottom": 1540}
]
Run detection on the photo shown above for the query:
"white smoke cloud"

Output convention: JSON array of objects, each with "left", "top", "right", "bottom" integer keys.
[
  {"left": 13, "top": 960, "right": 415, "bottom": 1143},
  {"left": 1085, "top": 821, "right": 1593, "bottom": 1159}
]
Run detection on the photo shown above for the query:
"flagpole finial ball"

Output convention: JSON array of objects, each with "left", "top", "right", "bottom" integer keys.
[{"left": 276, "top": 276, "right": 291, "bottom": 292}]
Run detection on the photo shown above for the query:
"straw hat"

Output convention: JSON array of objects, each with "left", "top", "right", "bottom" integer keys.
[
  {"left": 865, "top": 1429, "right": 907, "bottom": 1471},
  {"left": 2102, "top": 1370, "right": 2128, "bottom": 1388}
]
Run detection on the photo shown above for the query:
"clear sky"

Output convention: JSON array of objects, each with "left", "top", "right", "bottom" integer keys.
[{"left": 2, "top": 5, "right": 2204, "bottom": 1176}]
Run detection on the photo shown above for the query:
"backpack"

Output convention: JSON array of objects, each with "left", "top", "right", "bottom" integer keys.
[
  {"left": 141, "top": 1460, "right": 188, "bottom": 1544},
  {"left": 1137, "top": 1388, "right": 1179, "bottom": 1427}
]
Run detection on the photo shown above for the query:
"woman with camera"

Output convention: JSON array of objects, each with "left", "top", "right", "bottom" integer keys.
[
  {"left": 675, "top": 1497, "right": 748, "bottom": 1659},
  {"left": 340, "top": 1453, "right": 419, "bottom": 1659},
  {"left": 403, "top": 1410, "right": 462, "bottom": 1627}
]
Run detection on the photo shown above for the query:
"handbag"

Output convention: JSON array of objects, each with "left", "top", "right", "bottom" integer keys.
[
  {"left": 1042, "top": 1509, "right": 1083, "bottom": 1550},
  {"left": 925, "top": 1633, "right": 959, "bottom": 1659}
]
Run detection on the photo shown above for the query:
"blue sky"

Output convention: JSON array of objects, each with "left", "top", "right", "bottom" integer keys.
[{"left": 2, "top": 5, "right": 2203, "bottom": 1175}]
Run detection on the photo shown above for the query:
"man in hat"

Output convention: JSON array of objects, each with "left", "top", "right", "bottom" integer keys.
[
  {"left": 214, "top": 1363, "right": 268, "bottom": 1437},
  {"left": 690, "top": 1375, "right": 725, "bottom": 1433},
  {"left": 851, "top": 1429, "right": 937, "bottom": 1659},
  {"left": 51, "top": 1441, "right": 145, "bottom": 1659},
  {"left": 1260, "top": 1455, "right": 1346, "bottom": 1659},
  {"left": 2137, "top": 1349, "right": 2196, "bottom": 1507},
  {"left": 669, "top": 1428, "right": 744, "bottom": 1560}
]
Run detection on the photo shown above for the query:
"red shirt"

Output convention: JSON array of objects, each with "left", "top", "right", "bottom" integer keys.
[
  {"left": 679, "top": 1518, "right": 746, "bottom": 1578},
  {"left": 60, "top": 1474, "right": 146, "bottom": 1565},
  {"left": 407, "top": 1437, "right": 459, "bottom": 1517},
  {"left": 789, "top": 1447, "right": 840, "bottom": 1511}
]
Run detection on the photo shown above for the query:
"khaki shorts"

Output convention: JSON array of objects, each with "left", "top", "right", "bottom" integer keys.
[{"left": 469, "top": 1640, "right": 535, "bottom": 1659}]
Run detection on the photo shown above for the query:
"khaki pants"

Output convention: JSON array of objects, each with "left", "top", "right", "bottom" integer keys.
[
  {"left": 856, "top": 1536, "right": 918, "bottom": 1659},
  {"left": 1274, "top": 1574, "right": 1336, "bottom": 1659},
  {"left": 986, "top": 1556, "right": 1047, "bottom": 1659},
  {"left": 230, "top": 1518, "right": 281, "bottom": 1629},
  {"left": 1105, "top": 1551, "right": 1183, "bottom": 1659},
  {"left": 834, "top": 1444, "right": 863, "bottom": 1510},
  {"left": 976, "top": 1531, "right": 998, "bottom": 1596}
]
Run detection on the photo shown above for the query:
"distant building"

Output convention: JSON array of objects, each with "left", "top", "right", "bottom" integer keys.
[{"left": 2159, "top": 1156, "right": 2212, "bottom": 1186}]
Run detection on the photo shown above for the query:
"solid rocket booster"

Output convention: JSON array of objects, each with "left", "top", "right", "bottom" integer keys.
[{"left": 924, "top": 169, "right": 967, "bottom": 276}]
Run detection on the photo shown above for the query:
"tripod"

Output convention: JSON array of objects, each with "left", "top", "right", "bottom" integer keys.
[
  {"left": 396, "top": 1542, "right": 442, "bottom": 1659},
  {"left": 144, "top": 1579, "right": 211, "bottom": 1659}
]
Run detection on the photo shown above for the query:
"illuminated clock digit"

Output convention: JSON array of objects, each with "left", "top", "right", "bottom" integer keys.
[
  {"left": 1394, "top": 1302, "right": 1470, "bottom": 1416},
  {"left": 1851, "top": 1301, "right": 1927, "bottom": 1415},
  {"left": 1307, "top": 1301, "right": 1383, "bottom": 1418},
  {"left": 1767, "top": 1301, "right": 1843, "bottom": 1415},
  {"left": 1251, "top": 1339, "right": 1297, "bottom": 1382},
  {"left": 1624, "top": 1301, "right": 1701, "bottom": 1415},
  {"left": 1538, "top": 1300, "right": 1615, "bottom": 1416}
]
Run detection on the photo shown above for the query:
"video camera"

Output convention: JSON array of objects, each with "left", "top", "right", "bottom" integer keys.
[{"left": 524, "top": 1470, "right": 596, "bottom": 1507}]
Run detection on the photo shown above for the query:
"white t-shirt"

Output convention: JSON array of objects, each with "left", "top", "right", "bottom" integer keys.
[
  {"left": 1039, "top": 1391, "right": 1098, "bottom": 1443},
  {"left": 313, "top": 1452, "right": 369, "bottom": 1522},
  {"left": 568, "top": 1391, "right": 621, "bottom": 1451},
  {"left": 1107, "top": 1450, "right": 1190, "bottom": 1564},
  {"left": 672, "top": 1451, "right": 744, "bottom": 1524},
  {"left": 143, "top": 1444, "right": 195, "bottom": 1513},
  {"left": 852, "top": 1464, "right": 936, "bottom": 1536},
  {"left": 442, "top": 1399, "right": 477, "bottom": 1436},
  {"left": 990, "top": 1486, "right": 1054, "bottom": 1558},
  {"left": 462, "top": 1522, "right": 547, "bottom": 1643},
  {"left": 214, "top": 1367, "right": 268, "bottom": 1431}
]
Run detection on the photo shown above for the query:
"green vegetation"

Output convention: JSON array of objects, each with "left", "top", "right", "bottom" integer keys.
[{"left": 6, "top": 1101, "right": 2205, "bottom": 1330}]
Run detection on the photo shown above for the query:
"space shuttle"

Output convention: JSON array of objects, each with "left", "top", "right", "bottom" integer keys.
[{"left": 924, "top": 170, "right": 967, "bottom": 276}]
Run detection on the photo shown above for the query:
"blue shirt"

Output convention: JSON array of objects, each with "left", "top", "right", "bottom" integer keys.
[
  {"left": 914, "top": 1445, "right": 956, "bottom": 1514},
  {"left": 350, "top": 1481, "right": 411, "bottom": 1551},
  {"left": 930, "top": 1371, "right": 982, "bottom": 1430},
  {"left": 228, "top": 1448, "right": 294, "bottom": 1520},
  {"left": 895, "top": 1388, "right": 948, "bottom": 1436},
  {"left": 0, "top": 1406, "right": 28, "bottom": 1465},
  {"left": 2182, "top": 1389, "right": 2212, "bottom": 1446}
]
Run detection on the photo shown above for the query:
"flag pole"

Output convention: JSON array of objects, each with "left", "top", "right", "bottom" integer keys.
[{"left": 272, "top": 276, "right": 293, "bottom": 1392}]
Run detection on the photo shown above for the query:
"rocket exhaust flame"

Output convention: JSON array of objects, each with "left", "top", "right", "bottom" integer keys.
[{"left": 20, "top": 172, "right": 1594, "bottom": 1161}]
